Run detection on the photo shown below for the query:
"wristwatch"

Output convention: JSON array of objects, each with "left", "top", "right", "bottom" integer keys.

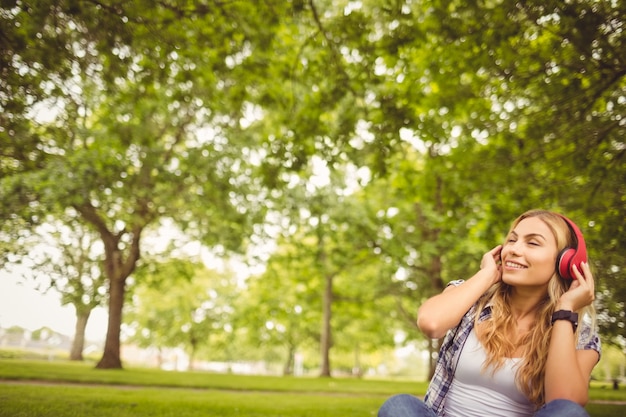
[{"left": 551, "top": 310, "right": 578, "bottom": 332}]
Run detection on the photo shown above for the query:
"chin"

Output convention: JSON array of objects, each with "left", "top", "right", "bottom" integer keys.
[
  {"left": 501, "top": 276, "right": 514, "bottom": 285},
  {"left": 501, "top": 273, "right": 524, "bottom": 286}
]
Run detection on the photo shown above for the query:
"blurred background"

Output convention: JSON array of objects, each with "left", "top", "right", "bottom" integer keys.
[{"left": 1, "top": 0, "right": 624, "bottom": 383}]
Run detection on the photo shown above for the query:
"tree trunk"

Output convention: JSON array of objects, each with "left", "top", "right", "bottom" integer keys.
[
  {"left": 188, "top": 350, "right": 195, "bottom": 371},
  {"left": 427, "top": 337, "right": 444, "bottom": 380},
  {"left": 157, "top": 347, "right": 164, "bottom": 369},
  {"left": 69, "top": 309, "right": 91, "bottom": 360},
  {"left": 353, "top": 344, "right": 362, "bottom": 378},
  {"left": 283, "top": 343, "right": 295, "bottom": 375},
  {"left": 188, "top": 337, "right": 197, "bottom": 371},
  {"left": 320, "top": 272, "right": 333, "bottom": 377},
  {"left": 96, "top": 275, "right": 126, "bottom": 369},
  {"left": 76, "top": 202, "right": 142, "bottom": 370}
]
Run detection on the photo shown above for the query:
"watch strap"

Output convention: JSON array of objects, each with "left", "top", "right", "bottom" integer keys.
[{"left": 551, "top": 310, "right": 578, "bottom": 332}]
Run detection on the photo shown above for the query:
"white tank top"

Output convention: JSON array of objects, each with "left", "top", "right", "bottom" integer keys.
[{"left": 443, "top": 329, "right": 535, "bottom": 417}]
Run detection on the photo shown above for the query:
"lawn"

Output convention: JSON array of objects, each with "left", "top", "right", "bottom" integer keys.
[{"left": 0, "top": 359, "right": 624, "bottom": 417}]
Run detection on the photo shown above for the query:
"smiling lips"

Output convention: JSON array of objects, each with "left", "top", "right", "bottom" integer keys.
[{"left": 505, "top": 261, "right": 528, "bottom": 269}]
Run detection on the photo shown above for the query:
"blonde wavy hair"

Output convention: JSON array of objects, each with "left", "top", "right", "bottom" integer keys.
[{"left": 474, "top": 209, "right": 596, "bottom": 407}]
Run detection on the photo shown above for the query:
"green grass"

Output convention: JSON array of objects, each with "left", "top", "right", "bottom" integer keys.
[
  {"left": 0, "top": 384, "right": 386, "bottom": 417},
  {"left": 0, "top": 359, "right": 425, "bottom": 394},
  {"left": 0, "top": 359, "right": 624, "bottom": 417}
]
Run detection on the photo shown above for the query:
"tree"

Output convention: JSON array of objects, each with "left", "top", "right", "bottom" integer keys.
[
  {"left": 2, "top": 215, "right": 106, "bottom": 360},
  {"left": 1, "top": 1, "right": 286, "bottom": 368},
  {"left": 127, "top": 259, "right": 237, "bottom": 370},
  {"left": 236, "top": 249, "right": 320, "bottom": 375},
  {"left": 241, "top": 158, "right": 401, "bottom": 377},
  {"left": 324, "top": 0, "right": 626, "bottom": 345},
  {"left": 3, "top": 0, "right": 624, "bottom": 371}
]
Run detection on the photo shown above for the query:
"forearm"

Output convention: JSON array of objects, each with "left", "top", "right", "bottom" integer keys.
[
  {"left": 545, "top": 261, "right": 599, "bottom": 405},
  {"left": 544, "top": 321, "right": 591, "bottom": 405},
  {"left": 417, "top": 267, "right": 496, "bottom": 339}
]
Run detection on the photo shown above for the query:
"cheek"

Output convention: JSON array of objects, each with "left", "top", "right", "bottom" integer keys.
[{"left": 539, "top": 253, "right": 558, "bottom": 271}]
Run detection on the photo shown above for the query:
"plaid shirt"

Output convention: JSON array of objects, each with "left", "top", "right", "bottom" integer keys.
[{"left": 423, "top": 280, "right": 602, "bottom": 416}]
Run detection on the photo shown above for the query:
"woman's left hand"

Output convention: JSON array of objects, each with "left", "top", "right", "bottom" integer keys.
[{"left": 557, "top": 262, "right": 595, "bottom": 311}]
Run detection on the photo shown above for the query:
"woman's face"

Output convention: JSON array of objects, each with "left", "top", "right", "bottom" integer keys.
[{"left": 501, "top": 216, "right": 559, "bottom": 288}]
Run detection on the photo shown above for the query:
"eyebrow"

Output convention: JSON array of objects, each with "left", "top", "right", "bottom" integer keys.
[{"left": 509, "top": 231, "right": 547, "bottom": 241}]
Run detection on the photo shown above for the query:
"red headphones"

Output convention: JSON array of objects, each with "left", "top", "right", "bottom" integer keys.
[{"left": 556, "top": 215, "right": 588, "bottom": 280}]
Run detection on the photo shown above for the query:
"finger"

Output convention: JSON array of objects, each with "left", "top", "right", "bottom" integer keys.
[
  {"left": 491, "top": 245, "right": 502, "bottom": 261},
  {"left": 570, "top": 265, "right": 592, "bottom": 292},
  {"left": 572, "top": 264, "right": 583, "bottom": 279},
  {"left": 572, "top": 264, "right": 595, "bottom": 301},
  {"left": 570, "top": 265, "right": 592, "bottom": 300},
  {"left": 580, "top": 261, "right": 593, "bottom": 277},
  {"left": 568, "top": 279, "right": 581, "bottom": 290},
  {"left": 573, "top": 262, "right": 593, "bottom": 284},
  {"left": 580, "top": 261, "right": 595, "bottom": 291}
]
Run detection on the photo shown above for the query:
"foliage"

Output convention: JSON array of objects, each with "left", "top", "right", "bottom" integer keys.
[
  {"left": 126, "top": 259, "right": 238, "bottom": 367},
  {"left": 1, "top": 0, "right": 287, "bottom": 368},
  {"left": 239, "top": 171, "right": 404, "bottom": 376},
  {"left": 1, "top": 0, "right": 625, "bottom": 374},
  {"left": 2, "top": 216, "right": 106, "bottom": 360},
  {"left": 315, "top": 0, "right": 626, "bottom": 345},
  {"left": 596, "top": 344, "right": 626, "bottom": 383}
]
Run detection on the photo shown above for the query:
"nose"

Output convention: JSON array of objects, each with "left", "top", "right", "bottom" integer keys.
[{"left": 505, "top": 240, "right": 523, "bottom": 257}]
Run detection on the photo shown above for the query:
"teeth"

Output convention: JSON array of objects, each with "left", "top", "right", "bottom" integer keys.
[{"left": 506, "top": 261, "right": 526, "bottom": 269}]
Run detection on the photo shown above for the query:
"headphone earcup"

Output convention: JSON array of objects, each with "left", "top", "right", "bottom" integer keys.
[
  {"left": 557, "top": 248, "right": 576, "bottom": 280},
  {"left": 557, "top": 214, "right": 588, "bottom": 280}
]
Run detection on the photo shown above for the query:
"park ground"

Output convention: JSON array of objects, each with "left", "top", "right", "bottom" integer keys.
[{"left": 0, "top": 358, "right": 625, "bottom": 417}]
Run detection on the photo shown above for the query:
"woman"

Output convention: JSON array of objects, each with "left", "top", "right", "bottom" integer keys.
[{"left": 378, "top": 209, "right": 601, "bottom": 417}]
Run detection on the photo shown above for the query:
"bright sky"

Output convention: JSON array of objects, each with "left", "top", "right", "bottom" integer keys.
[{"left": 0, "top": 267, "right": 108, "bottom": 342}]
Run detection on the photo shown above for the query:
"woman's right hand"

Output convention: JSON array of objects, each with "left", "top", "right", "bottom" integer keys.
[{"left": 480, "top": 245, "right": 503, "bottom": 284}]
